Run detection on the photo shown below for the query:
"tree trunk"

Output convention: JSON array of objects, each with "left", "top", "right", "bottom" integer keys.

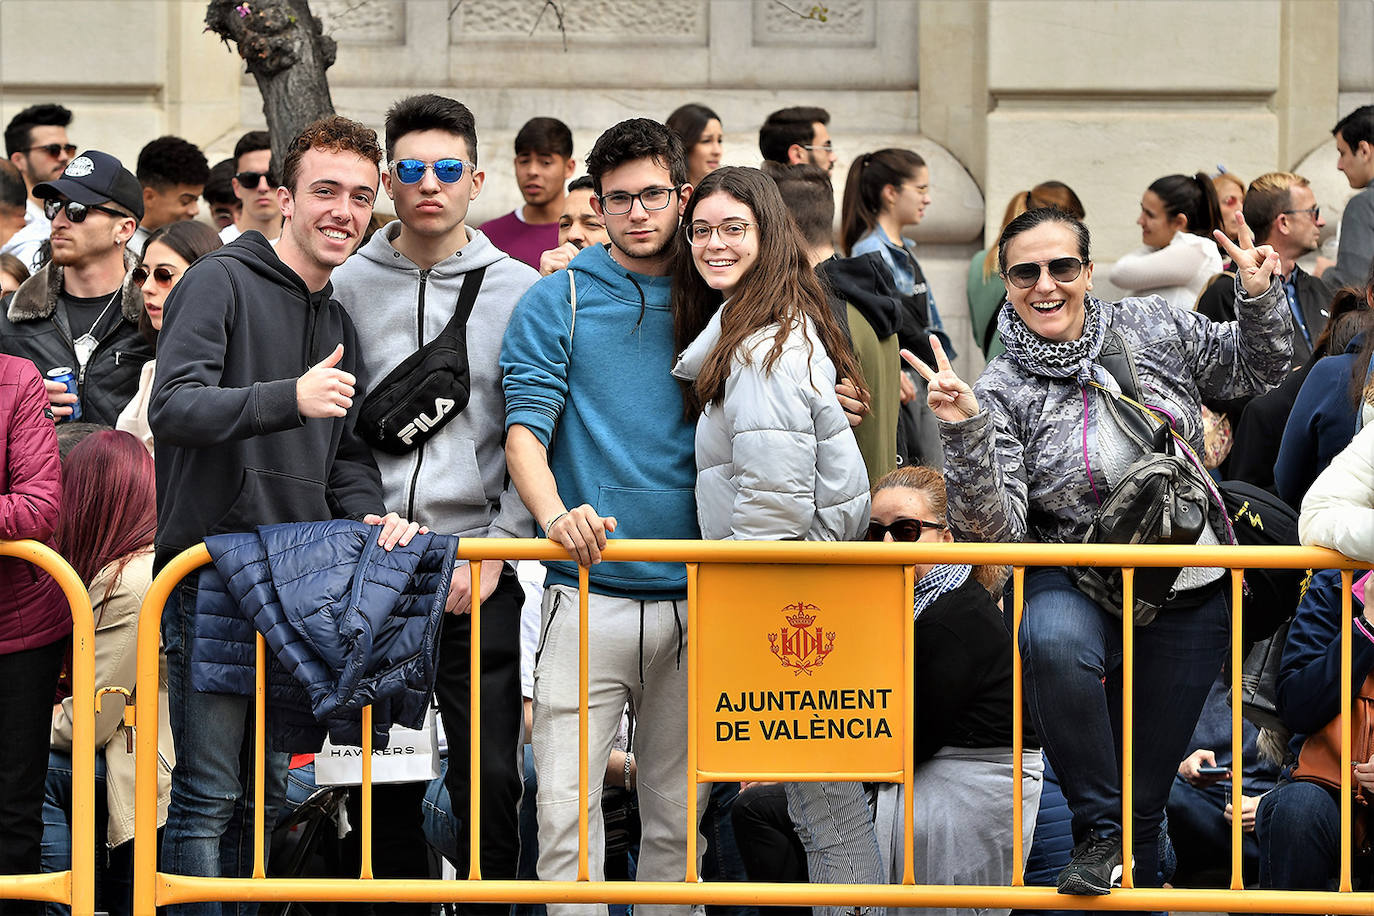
[{"left": 205, "top": 0, "right": 337, "bottom": 169}]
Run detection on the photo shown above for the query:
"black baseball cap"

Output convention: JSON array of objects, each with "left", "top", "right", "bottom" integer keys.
[{"left": 34, "top": 150, "right": 143, "bottom": 221}]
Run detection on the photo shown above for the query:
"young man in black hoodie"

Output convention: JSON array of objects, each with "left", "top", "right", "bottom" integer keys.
[{"left": 149, "top": 116, "right": 419, "bottom": 914}]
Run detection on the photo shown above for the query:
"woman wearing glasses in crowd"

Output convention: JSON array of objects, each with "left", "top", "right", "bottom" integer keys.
[
  {"left": 671, "top": 166, "right": 878, "bottom": 912},
  {"left": 667, "top": 103, "right": 724, "bottom": 189},
  {"left": 1108, "top": 172, "right": 1225, "bottom": 311},
  {"left": 116, "top": 220, "right": 222, "bottom": 454},
  {"left": 907, "top": 206, "right": 1290, "bottom": 896},
  {"left": 865, "top": 464, "right": 1042, "bottom": 916}
]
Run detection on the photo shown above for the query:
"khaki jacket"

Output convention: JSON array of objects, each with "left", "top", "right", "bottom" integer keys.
[{"left": 51, "top": 548, "right": 174, "bottom": 847}]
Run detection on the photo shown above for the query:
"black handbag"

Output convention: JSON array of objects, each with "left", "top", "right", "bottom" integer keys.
[
  {"left": 357, "top": 266, "right": 487, "bottom": 455},
  {"left": 1073, "top": 329, "right": 1211, "bottom": 625}
]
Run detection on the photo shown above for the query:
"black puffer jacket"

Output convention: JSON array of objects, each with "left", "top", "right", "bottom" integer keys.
[{"left": 0, "top": 252, "right": 153, "bottom": 426}]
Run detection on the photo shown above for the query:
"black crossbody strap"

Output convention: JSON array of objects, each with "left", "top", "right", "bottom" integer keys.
[
  {"left": 433, "top": 265, "right": 487, "bottom": 343},
  {"left": 1097, "top": 326, "right": 1142, "bottom": 402}
]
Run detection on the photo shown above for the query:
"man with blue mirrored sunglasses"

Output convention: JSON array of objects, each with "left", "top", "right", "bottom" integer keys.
[{"left": 333, "top": 93, "right": 538, "bottom": 908}]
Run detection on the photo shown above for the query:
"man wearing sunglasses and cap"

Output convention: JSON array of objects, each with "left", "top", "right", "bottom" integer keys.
[
  {"left": 332, "top": 92, "right": 538, "bottom": 903},
  {"left": 0, "top": 149, "right": 153, "bottom": 426}
]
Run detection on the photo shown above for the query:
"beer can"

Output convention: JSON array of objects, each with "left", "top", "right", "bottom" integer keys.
[{"left": 46, "top": 366, "right": 81, "bottom": 422}]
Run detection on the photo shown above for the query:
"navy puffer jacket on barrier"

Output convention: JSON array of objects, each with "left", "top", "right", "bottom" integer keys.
[{"left": 191, "top": 520, "right": 456, "bottom": 751}]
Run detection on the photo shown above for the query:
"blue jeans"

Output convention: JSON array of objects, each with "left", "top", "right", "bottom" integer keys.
[
  {"left": 1020, "top": 569, "right": 1228, "bottom": 886},
  {"left": 160, "top": 579, "right": 290, "bottom": 916},
  {"left": 1256, "top": 781, "right": 1340, "bottom": 892},
  {"left": 41, "top": 749, "right": 132, "bottom": 916},
  {"left": 1166, "top": 776, "right": 1259, "bottom": 885}
]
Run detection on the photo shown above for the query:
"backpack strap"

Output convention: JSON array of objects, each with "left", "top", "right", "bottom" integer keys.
[{"left": 434, "top": 265, "right": 487, "bottom": 343}]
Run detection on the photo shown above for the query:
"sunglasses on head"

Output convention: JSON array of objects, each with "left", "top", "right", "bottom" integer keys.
[
  {"left": 43, "top": 198, "right": 128, "bottom": 223},
  {"left": 1003, "top": 256, "right": 1088, "bottom": 289},
  {"left": 24, "top": 143, "right": 77, "bottom": 158},
  {"left": 234, "top": 170, "right": 278, "bottom": 189},
  {"left": 390, "top": 159, "right": 469, "bottom": 185},
  {"left": 132, "top": 265, "right": 177, "bottom": 287},
  {"left": 864, "top": 517, "right": 947, "bottom": 542}
]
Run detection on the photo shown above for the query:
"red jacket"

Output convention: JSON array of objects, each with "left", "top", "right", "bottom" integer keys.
[{"left": 0, "top": 354, "right": 67, "bottom": 654}]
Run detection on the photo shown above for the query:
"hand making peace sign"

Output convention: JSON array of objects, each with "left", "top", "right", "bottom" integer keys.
[
  {"left": 901, "top": 334, "right": 981, "bottom": 423},
  {"left": 1213, "top": 212, "right": 1281, "bottom": 299}
]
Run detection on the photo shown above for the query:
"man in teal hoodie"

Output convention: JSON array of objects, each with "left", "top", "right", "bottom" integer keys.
[
  {"left": 333, "top": 94, "right": 538, "bottom": 906},
  {"left": 501, "top": 118, "right": 706, "bottom": 916}
]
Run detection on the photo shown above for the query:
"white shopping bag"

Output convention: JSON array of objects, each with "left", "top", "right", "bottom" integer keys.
[{"left": 314, "top": 705, "right": 441, "bottom": 786}]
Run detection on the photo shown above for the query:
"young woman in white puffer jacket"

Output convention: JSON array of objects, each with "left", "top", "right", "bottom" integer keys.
[{"left": 671, "top": 166, "right": 877, "bottom": 914}]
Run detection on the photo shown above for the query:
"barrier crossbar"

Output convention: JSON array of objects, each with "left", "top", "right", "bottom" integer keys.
[
  {"left": 0, "top": 540, "right": 97, "bottom": 914},
  {"left": 129, "top": 539, "right": 1372, "bottom": 914}
]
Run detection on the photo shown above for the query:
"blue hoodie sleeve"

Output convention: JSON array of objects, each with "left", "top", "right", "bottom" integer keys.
[
  {"left": 149, "top": 260, "right": 304, "bottom": 446},
  {"left": 500, "top": 271, "right": 575, "bottom": 448},
  {"left": 1277, "top": 569, "right": 1374, "bottom": 735}
]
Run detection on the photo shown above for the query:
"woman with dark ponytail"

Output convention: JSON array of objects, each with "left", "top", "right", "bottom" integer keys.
[{"left": 1109, "top": 172, "right": 1224, "bottom": 310}]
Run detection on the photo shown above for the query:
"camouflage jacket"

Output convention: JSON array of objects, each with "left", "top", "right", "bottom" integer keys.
[{"left": 939, "top": 281, "right": 1291, "bottom": 545}]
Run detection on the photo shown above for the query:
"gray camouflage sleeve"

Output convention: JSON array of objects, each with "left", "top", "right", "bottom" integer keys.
[
  {"left": 937, "top": 398, "right": 1029, "bottom": 543},
  {"left": 1171, "top": 277, "right": 1292, "bottom": 400}
]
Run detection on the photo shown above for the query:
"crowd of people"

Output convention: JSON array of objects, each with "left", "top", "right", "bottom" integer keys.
[{"left": 0, "top": 91, "right": 1370, "bottom": 916}]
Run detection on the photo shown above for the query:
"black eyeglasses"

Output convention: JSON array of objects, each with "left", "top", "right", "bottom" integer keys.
[
  {"left": 43, "top": 198, "right": 128, "bottom": 223},
  {"left": 598, "top": 187, "right": 678, "bottom": 216},
  {"left": 1282, "top": 206, "right": 1321, "bottom": 221},
  {"left": 1002, "top": 257, "right": 1088, "bottom": 289},
  {"left": 23, "top": 143, "right": 77, "bottom": 158},
  {"left": 234, "top": 170, "right": 279, "bottom": 189},
  {"left": 132, "top": 265, "right": 178, "bottom": 287},
  {"left": 864, "top": 517, "right": 947, "bottom": 542}
]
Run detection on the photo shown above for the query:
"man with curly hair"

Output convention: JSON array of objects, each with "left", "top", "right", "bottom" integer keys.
[{"left": 130, "top": 135, "right": 210, "bottom": 255}]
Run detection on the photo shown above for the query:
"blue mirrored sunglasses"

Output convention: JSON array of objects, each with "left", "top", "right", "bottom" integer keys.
[{"left": 391, "top": 158, "right": 468, "bottom": 185}]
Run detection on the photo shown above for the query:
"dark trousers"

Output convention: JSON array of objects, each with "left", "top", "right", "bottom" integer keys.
[
  {"left": 0, "top": 638, "right": 67, "bottom": 916},
  {"left": 730, "top": 784, "right": 808, "bottom": 916},
  {"left": 1166, "top": 776, "right": 1260, "bottom": 886},
  {"left": 433, "top": 564, "right": 525, "bottom": 914}
]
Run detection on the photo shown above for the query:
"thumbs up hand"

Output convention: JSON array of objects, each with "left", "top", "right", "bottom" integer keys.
[{"left": 297, "top": 344, "right": 355, "bottom": 418}]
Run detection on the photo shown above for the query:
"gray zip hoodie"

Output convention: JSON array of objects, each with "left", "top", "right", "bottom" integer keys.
[{"left": 333, "top": 221, "right": 538, "bottom": 538}]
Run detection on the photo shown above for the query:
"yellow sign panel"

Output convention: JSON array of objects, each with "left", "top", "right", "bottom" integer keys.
[{"left": 694, "top": 562, "right": 909, "bottom": 777}]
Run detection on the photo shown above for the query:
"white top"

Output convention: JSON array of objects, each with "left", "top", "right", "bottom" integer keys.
[
  {"left": 1108, "top": 230, "right": 1223, "bottom": 311},
  {"left": 218, "top": 223, "right": 243, "bottom": 244}
]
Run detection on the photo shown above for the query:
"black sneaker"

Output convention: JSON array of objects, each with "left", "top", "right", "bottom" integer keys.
[{"left": 1057, "top": 833, "right": 1123, "bottom": 895}]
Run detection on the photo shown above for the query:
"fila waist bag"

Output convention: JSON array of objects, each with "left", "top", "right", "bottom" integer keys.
[{"left": 358, "top": 265, "right": 486, "bottom": 455}]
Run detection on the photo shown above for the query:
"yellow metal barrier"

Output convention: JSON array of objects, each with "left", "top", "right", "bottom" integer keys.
[
  {"left": 0, "top": 540, "right": 97, "bottom": 915},
  {"left": 131, "top": 539, "right": 1372, "bottom": 914}
]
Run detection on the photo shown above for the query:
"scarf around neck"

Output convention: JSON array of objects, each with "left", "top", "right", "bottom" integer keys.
[
  {"left": 912, "top": 563, "right": 972, "bottom": 620},
  {"left": 997, "top": 295, "right": 1112, "bottom": 386}
]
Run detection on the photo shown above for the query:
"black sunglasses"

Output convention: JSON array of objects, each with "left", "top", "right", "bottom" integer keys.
[
  {"left": 1003, "top": 257, "right": 1088, "bottom": 289},
  {"left": 132, "top": 265, "right": 178, "bottom": 287},
  {"left": 864, "top": 517, "right": 947, "bottom": 542},
  {"left": 23, "top": 143, "right": 77, "bottom": 158},
  {"left": 234, "top": 170, "right": 279, "bottom": 189},
  {"left": 43, "top": 198, "right": 128, "bottom": 223}
]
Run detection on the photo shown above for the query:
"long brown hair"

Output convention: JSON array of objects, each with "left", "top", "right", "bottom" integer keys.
[
  {"left": 672, "top": 166, "right": 863, "bottom": 416},
  {"left": 872, "top": 465, "right": 1007, "bottom": 596}
]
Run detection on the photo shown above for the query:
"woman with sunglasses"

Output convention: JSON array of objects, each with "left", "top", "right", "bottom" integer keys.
[
  {"left": 671, "top": 166, "right": 878, "bottom": 911},
  {"left": 1108, "top": 172, "right": 1225, "bottom": 311},
  {"left": 116, "top": 220, "right": 222, "bottom": 455},
  {"left": 865, "top": 465, "right": 1041, "bottom": 916},
  {"left": 907, "top": 206, "right": 1291, "bottom": 896}
]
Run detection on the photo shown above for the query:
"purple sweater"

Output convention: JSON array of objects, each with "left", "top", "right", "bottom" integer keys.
[{"left": 479, "top": 210, "right": 558, "bottom": 269}]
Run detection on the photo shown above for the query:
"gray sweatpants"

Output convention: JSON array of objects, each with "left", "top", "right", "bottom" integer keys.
[{"left": 532, "top": 584, "right": 709, "bottom": 916}]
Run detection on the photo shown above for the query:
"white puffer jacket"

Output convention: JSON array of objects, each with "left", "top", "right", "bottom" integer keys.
[
  {"left": 1299, "top": 421, "right": 1374, "bottom": 562},
  {"left": 673, "top": 305, "right": 870, "bottom": 541}
]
